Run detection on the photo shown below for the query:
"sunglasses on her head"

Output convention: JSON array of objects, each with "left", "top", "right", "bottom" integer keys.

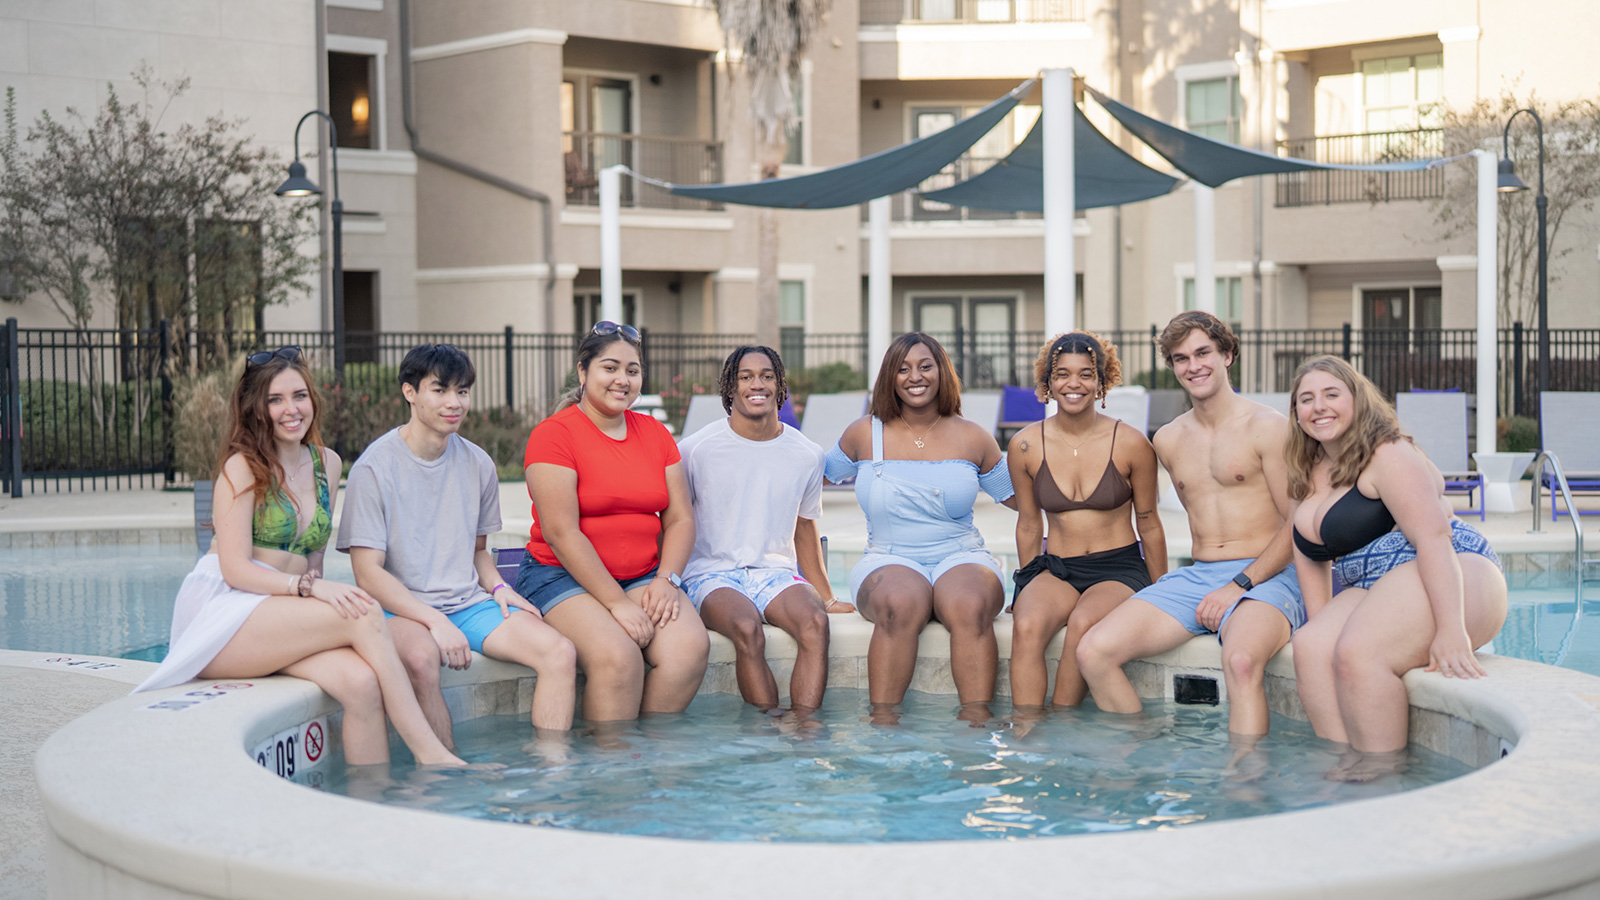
[
  {"left": 592, "top": 321, "right": 641, "bottom": 343},
  {"left": 246, "top": 346, "right": 302, "bottom": 368}
]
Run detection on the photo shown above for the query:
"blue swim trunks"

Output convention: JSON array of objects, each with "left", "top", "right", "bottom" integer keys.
[
  {"left": 383, "top": 600, "right": 526, "bottom": 654},
  {"left": 1134, "top": 559, "right": 1305, "bottom": 637}
]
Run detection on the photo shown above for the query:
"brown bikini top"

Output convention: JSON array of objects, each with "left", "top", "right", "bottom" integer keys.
[{"left": 1033, "top": 419, "right": 1134, "bottom": 513}]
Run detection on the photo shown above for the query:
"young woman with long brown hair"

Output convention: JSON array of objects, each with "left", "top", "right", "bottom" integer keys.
[{"left": 134, "top": 347, "right": 470, "bottom": 767}]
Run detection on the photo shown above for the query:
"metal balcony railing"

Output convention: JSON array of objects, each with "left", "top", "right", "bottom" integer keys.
[
  {"left": 860, "top": 0, "right": 1084, "bottom": 25},
  {"left": 1275, "top": 128, "right": 1445, "bottom": 206},
  {"left": 564, "top": 132, "right": 723, "bottom": 212},
  {"left": 893, "top": 155, "right": 1042, "bottom": 223}
]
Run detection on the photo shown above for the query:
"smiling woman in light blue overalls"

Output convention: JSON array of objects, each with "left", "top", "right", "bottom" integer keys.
[{"left": 824, "top": 333, "right": 1018, "bottom": 723}]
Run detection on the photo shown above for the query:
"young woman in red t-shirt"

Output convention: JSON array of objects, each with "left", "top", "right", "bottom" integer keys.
[{"left": 517, "top": 323, "right": 710, "bottom": 722}]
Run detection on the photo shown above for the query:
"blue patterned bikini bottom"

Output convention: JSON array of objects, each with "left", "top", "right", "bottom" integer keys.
[{"left": 1334, "top": 518, "right": 1500, "bottom": 591}]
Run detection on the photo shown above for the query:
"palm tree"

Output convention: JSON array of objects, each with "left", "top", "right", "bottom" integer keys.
[{"left": 711, "top": 0, "right": 831, "bottom": 349}]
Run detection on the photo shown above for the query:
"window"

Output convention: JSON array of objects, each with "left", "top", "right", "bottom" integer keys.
[
  {"left": 344, "top": 271, "right": 379, "bottom": 365},
  {"left": 573, "top": 291, "right": 639, "bottom": 335},
  {"left": 1185, "top": 276, "right": 1245, "bottom": 330},
  {"left": 563, "top": 72, "right": 638, "bottom": 203},
  {"left": 779, "top": 279, "right": 806, "bottom": 368},
  {"left": 328, "top": 52, "right": 376, "bottom": 150},
  {"left": 1361, "top": 53, "right": 1442, "bottom": 132},
  {"left": 908, "top": 293, "right": 1020, "bottom": 387},
  {"left": 1185, "top": 77, "right": 1241, "bottom": 144}
]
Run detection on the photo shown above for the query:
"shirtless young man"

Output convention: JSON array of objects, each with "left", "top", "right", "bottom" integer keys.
[{"left": 1075, "top": 311, "right": 1302, "bottom": 735}]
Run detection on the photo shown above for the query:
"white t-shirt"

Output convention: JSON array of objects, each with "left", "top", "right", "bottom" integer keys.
[
  {"left": 336, "top": 428, "right": 501, "bottom": 614},
  {"left": 679, "top": 418, "right": 825, "bottom": 581}
]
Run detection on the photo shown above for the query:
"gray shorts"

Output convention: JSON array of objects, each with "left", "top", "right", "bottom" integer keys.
[{"left": 1134, "top": 559, "right": 1305, "bottom": 637}]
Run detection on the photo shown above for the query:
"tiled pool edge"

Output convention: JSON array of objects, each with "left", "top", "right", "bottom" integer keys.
[{"left": 24, "top": 623, "right": 1600, "bottom": 900}]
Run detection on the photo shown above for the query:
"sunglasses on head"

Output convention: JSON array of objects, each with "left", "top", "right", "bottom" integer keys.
[
  {"left": 246, "top": 346, "right": 302, "bottom": 368},
  {"left": 592, "top": 321, "right": 641, "bottom": 343}
]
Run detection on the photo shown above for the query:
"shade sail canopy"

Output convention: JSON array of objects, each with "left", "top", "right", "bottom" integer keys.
[
  {"left": 919, "top": 106, "right": 1181, "bottom": 212},
  {"left": 663, "top": 79, "right": 1034, "bottom": 209},
  {"left": 1086, "top": 87, "right": 1449, "bottom": 188}
]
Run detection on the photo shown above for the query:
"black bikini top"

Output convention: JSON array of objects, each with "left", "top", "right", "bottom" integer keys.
[
  {"left": 1034, "top": 419, "right": 1134, "bottom": 513},
  {"left": 1293, "top": 487, "right": 1396, "bottom": 562}
]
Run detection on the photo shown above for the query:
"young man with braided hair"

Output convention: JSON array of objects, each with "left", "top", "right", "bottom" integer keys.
[{"left": 678, "top": 345, "right": 851, "bottom": 714}]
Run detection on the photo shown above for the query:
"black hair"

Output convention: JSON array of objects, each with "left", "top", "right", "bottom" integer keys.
[
  {"left": 554, "top": 330, "right": 644, "bottom": 411},
  {"left": 717, "top": 345, "right": 788, "bottom": 414},
  {"left": 399, "top": 343, "right": 476, "bottom": 396},
  {"left": 1033, "top": 331, "right": 1123, "bottom": 402}
]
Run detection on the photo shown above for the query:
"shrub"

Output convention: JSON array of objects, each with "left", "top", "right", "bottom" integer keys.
[
  {"left": 1498, "top": 415, "right": 1539, "bottom": 453},
  {"left": 19, "top": 378, "right": 164, "bottom": 472},
  {"left": 788, "top": 362, "right": 866, "bottom": 405},
  {"left": 171, "top": 363, "right": 236, "bottom": 480}
]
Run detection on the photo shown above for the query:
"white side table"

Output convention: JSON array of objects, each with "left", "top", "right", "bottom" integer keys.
[{"left": 1473, "top": 451, "right": 1536, "bottom": 514}]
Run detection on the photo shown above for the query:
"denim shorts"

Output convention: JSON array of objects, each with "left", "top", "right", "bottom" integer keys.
[
  {"left": 684, "top": 567, "right": 813, "bottom": 617},
  {"left": 513, "top": 551, "right": 657, "bottom": 615}
]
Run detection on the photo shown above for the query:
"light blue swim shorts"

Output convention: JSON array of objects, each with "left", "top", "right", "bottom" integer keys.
[
  {"left": 685, "top": 567, "right": 814, "bottom": 617},
  {"left": 1133, "top": 559, "right": 1305, "bottom": 637}
]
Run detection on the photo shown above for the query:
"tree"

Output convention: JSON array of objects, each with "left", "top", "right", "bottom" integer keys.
[
  {"left": 0, "top": 65, "right": 317, "bottom": 430},
  {"left": 712, "top": 0, "right": 831, "bottom": 349},
  {"left": 1437, "top": 88, "right": 1600, "bottom": 330}
]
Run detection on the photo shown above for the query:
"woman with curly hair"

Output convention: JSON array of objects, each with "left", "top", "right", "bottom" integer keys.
[
  {"left": 135, "top": 347, "right": 470, "bottom": 768},
  {"left": 1286, "top": 356, "right": 1506, "bottom": 774},
  {"left": 1006, "top": 332, "right": 1167, "bottom": 711}
]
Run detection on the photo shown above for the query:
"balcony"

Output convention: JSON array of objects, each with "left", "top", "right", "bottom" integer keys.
[
  {"left": 564, "top": 133, "right": 723, "bottom": 212},
  {"left": 891, "top": 155, "right": 1042, "bottom": 223},
  {"left": 860, "top": 0, "right": 1084, "bottom": 25},
  {"left": 1274, "top": 128, "right": 1444, "bottom": 207}
]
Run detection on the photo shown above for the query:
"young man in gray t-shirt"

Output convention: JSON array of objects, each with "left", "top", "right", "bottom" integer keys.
[{"left": 337, "top": 344, "right": 576, "bottom": 744}]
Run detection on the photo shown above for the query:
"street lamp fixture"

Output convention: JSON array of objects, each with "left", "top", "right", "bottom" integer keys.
[
  {"left": 275, "top": 110, "right": 345, "bottom": 389},
  {"left": 1499, "top": 108, "right": 1547, "bottom": 450}
]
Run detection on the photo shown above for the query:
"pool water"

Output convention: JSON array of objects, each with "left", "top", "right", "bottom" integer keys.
[{"left": 319, "top": 690, "right": 1474, "bottom": 842}]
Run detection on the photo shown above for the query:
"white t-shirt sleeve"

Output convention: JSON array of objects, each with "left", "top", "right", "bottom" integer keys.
[
  {"left": 336, "top": 461, "right": 389, "bottom": 553},
  {"left": 798, "top": 436, "right": 825, "bottom": 521}
]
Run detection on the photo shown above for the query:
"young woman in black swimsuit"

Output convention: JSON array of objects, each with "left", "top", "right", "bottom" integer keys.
[
  {"left": 1286, "top": 356, "right": 1506, "bottom": 774},
  {"left": 1006, "top": 332, "right": 1168, "bottom": 711}
]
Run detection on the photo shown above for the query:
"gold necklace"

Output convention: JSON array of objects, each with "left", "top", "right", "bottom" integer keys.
[
  {"left": 908, "top": 417, "right": 940, "bottom": 450},
  {"left": 1055, "top": 418, "right": 1100, "bottom": 457}
]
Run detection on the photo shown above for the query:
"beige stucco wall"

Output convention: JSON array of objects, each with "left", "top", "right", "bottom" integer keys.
[{"left": 0, "top": 0, "right": 319, "bottom": 331}]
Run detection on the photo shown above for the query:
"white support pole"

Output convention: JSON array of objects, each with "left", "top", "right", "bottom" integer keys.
[
  {"left": 868, "top": 195, "right": 892, "bottom": 388},
  {"left": 1193, "top": 183, "right": 1216, "bottom": 313},
  {"left": 600, "top": 165, "right": 624, "bottom": 324},
  {"left": 1471, "top": 148, "right": 1529, "bottom": 512},
  {"left": 1474, "top": 149, "right": 1497, "bottom": 457},
  {"left": 1043, "top": 68, "right": 1075, "bottom": 337}
]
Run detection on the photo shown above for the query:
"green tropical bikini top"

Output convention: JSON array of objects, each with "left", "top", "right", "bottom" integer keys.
[{"left": 252, "top": 449, "right": 332, "bottom": 556}]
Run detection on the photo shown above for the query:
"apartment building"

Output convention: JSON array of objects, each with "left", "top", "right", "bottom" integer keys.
[{"left": 5, "top": 1, "right": 1597, "bottom": 388}]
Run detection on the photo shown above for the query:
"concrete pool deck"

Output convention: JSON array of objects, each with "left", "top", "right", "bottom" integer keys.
[{"left": 3, "top": 481, "right": 1599, "bottom": 898}]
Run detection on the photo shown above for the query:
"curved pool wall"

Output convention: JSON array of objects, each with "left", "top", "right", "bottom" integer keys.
[{"left": 27, "top": 615, "right": 1600, "bottom": 900}]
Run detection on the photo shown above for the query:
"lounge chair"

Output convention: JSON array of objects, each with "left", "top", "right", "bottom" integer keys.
[
  {"left": 1538, "top": 392, "right": 1600, "bottom": 520},
  {"left": 1241, "top": 392, "right": 1292, "bottom": 417},
  {"left": 962, "top": 390, "right": 1002, "bottom": 439},
  {"left": 1103, "top": 385, "right": 1150, "bottom": 436},
  {"left": 998, "top": 384, "right": 1046, "bottom": 445},
  {"left": 800, "top": 391, "right": 869, "bottom": 453},
  {"left": 678, "top": 394, "right": 725, "bottom": 440},
  {"left": 1396, "top": 391, "right": 1485, "bottom": 521}
]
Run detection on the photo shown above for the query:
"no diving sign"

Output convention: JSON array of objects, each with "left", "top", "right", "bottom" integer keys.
[{"left": 252, "top": 716, "right": 331, "bottom": 784}]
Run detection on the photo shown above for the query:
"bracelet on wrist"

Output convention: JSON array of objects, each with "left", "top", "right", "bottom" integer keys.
[{"left": 490, "top": 582, "right": 509, "bottom": 596}]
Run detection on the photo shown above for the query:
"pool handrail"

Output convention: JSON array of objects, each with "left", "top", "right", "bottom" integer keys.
[{"left": 1530, "top": 449, "right": 1584, "bottom": 664}]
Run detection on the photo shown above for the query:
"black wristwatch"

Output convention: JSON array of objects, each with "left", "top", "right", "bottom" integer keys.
[{"left": 1232, "top": 571, "right": 1254, "bottom": 591}]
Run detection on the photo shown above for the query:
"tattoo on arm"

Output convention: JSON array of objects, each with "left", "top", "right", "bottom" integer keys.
[{"left": 1019, "top": 440, "right": 1029, "bottom": 452}]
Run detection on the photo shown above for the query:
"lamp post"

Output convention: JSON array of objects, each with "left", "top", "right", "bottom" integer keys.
[
  {"left": 1498, "top": 107, "right": 1546, "bottom": 450},
  {"left": 275, "top": 110, "right": 345, "bottom": 384}
]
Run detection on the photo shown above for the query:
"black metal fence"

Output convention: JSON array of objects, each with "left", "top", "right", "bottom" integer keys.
[{"left": 5, "top": 318, "right": 1600, "bottom": 495}]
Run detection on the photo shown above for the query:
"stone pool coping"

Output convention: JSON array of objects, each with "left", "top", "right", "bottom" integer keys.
[{"left": 24, "top": 618, "right": 1600, "bottom": 900}]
